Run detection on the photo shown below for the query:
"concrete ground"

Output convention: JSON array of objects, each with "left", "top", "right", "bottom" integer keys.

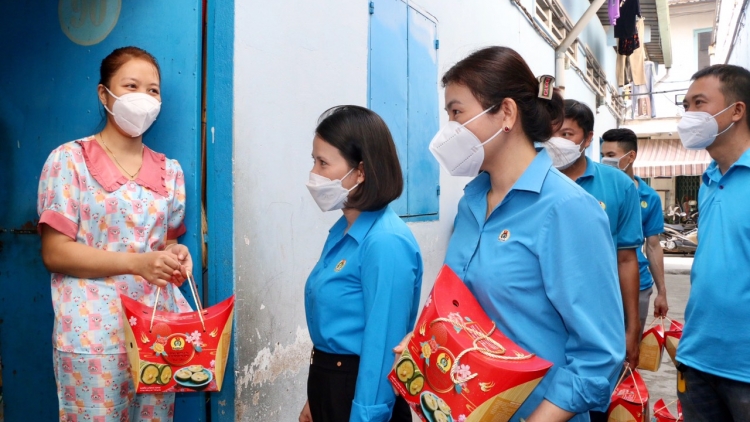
[{"left": 640, "top": 258, "right": 692, "bottom": 416}]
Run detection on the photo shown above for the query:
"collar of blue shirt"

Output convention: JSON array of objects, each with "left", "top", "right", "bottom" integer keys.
[
  {"left": 703, "top": 147, "right": 750, "bottom": 185},
  {"left": 463, "top": 148, "right": 553, "bottom": 197},
  {"left": 576, "top": 156, "right": 597, "bottom": 182},
  {"left": 329, "top": 206, "right": 387, "bottom": 244}
]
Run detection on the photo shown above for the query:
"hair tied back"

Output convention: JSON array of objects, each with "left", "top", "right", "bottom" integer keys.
[{"left": 537, "top": 75, "right": 555, "bottom": 100}]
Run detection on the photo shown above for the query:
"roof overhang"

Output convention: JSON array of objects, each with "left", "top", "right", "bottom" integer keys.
[
  {"left": 621, "top": 117, "right": 680, "bottom": 138},
  {"left": 593, "top": 0, "right": 673, "bottom": 66},
  {"left": 622, "top": 118, "right": 712, "bottom": 177},
  {"left": 634, "top": 138, "right": 711, "bottom": 177}
]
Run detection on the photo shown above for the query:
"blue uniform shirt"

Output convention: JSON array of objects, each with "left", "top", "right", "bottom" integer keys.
[
  {"left": 677, "top": 149, "right": 750, "bottom": 383},
  {"left": 634, "top": 176, "right": 664, "bottom": 290},
  {"left": 305, "top": 206, "right": 423, "bottom": 422},
  {"left": 444, "top": 150, "right": 625, "bottom": 420},
  {"left": 576, "top": 157, "right": 644, "bottom": 250}
]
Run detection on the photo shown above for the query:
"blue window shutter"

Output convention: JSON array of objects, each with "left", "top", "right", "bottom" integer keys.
[
  {"left": 369, "top": 0, "right": 409, "bottom": 216},
  {"left": 406, "top": 7, "right": 439, "bottom": 216}
]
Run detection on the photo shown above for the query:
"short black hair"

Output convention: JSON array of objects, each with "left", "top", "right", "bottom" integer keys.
[
  {"left": 601, "top": 128, "right": 638, "bottom": 153},
  {"left": 315, "top": 105, "right": 403, "bottom": 211},
  {"left": 563, "top": 99, "right": 595, "bottom": 134},
  {"left": 692, "top": 64, "right": 750, "bottom": 128}
]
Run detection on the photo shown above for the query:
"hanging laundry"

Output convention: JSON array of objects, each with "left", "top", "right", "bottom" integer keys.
[
  {"left": 614, "top": 0, "right": 641, "bottom": 39},
  {"left": 609, "top": 0, "right": 621, "bottom": 26},
  {"left": 617, "top": 18, "right": 646, "bottom": 86},
  {"left": 618, "top": 32, "right": 640, "bottom": 56}
]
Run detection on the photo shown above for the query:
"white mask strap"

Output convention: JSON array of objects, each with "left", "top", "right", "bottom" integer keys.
[
  {"left": 712, "top": 102, "right": 737, "bottom": 118},
  {"left": 104, "top": 86, "right": 121, "bottom": 100},
  {"left": 477, "top": 126, "right": 505, "bottom": 149},
  {"left": 102, "top": 86, "right": 119, "bottom": 116},
  {"left": 462, "top": 105, "right": 499, "bottom": 127}
]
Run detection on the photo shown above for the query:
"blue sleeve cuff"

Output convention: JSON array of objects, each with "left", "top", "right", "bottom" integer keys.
[
  {"left": 349, "top": 400, "right": 393, "bottom": 422},
  {"left": 543, "top": 366, "right": 612, "bottom": 413},
  {"left": 643, "top": 228, "right": 663, "bottom": 238}
]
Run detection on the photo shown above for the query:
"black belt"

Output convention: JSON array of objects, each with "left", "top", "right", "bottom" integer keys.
[{"left": 310, "top": 348, "right": 360, "bottom": 371}]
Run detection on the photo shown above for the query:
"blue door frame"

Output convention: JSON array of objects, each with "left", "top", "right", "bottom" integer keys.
[
  {"left": 0, "top": 2, "right": 238, "bottom": 420},
  {"left": 204, "top": 0, "right": 236, "bottom": 420}
]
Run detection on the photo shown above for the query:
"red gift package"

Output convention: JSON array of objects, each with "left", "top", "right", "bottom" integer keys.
[
  {"left": 121, "top": 276, "right": 235, "bottom": 393},
  {"left": 638, "top": 320, "right": 666, "bottom": 372},
  {"left": 664, "top": 319, "right": 683, "bottom": 366},
  {"left": 388, "top": 265, "right": 552, "bottom": 422},
  {"left": 653, "top": 399, "right": 683, "bottom": 421},
  {"left": 607, "top": 369, "right": 650, "bottom": 422}
]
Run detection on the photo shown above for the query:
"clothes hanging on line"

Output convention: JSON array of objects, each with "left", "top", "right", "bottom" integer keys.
[
  {"left": 609, "top": 0, "right": 621, "bottom": 25},
  {"left": 614, "top": 0, "right": 641, "bottom": 38},
  {"left": 617, "top": 18, "right": 646, "bottom": 86},
  {"left": 631, "top": 61, "right": 657, "bottom": 118}
]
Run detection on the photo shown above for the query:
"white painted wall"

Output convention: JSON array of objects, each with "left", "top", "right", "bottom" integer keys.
[
  {"left": 725, "top": 2, "right": 750, "bottom": 68},
  {"left": 651, "top": 2, "right": 715, "bottom": 119},
  {"left": 713, "top": 0, "right": 747, "bottom": 64},
  {"left": 232, "top": 1, "right": 618, "bottom": 419}
]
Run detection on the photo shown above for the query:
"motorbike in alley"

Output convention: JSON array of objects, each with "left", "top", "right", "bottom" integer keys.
[
  {"left": 661, "top": 205, "right": 698, "bottom": 254},
  {"left": 660, "top": 223, "right": 698, "bottom": 254}
]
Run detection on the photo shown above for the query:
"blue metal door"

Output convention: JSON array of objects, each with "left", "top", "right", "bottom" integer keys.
[
  {"left": 369, "top": 0, "right": 440, "bottom": 220},
  {"left": 0, "top": 2, "right": 204, "bottom": 420}
]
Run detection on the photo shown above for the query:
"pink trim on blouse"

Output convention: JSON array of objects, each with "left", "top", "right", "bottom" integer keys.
[
  {"left": 167, "top": 223, "right": 187, "bottom": 240},
  {"left": 77, "top": 137, "right": 169, "bottom": 198},
  {"left": 38, "top": 210, "right": 78, "bottom": 239}
]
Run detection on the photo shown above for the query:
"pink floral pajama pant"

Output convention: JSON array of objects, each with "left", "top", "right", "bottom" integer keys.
[{"left": 53, "top": 350, "right": 175, "bottom": 422}]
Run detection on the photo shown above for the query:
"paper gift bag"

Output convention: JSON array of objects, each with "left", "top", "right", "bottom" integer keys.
[
  {"left": 638, "top": 319, "right": 665, "bottom": 372},
  {"left": 607, "top": 368, "right": 649, "bottom": 422},
  {"left": 664, "top": 319, "right": 683, "bottom": 366},
  {"left": 389, "top": 265, "right": 552, "bottom": 422},
  {"left": 653, "top": 399, "right": 683, "bottom": 422},
  {"left": 121, "top": 274, "right": 235, "bottom": 393}
]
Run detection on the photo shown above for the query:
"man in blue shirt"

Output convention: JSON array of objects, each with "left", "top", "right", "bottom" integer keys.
[
  {"left": 601, "top": 128, "right": 669, "bottom": 334},
  {"left": 550, "top": 100, "right": 643, "bottom": 374},
  {"left": 676, "top": 64, "right": 750, "bottom": 420}
]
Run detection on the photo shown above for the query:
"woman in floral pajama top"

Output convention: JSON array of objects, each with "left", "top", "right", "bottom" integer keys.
[{"left": 37, "top": 46, "right": 193, "bottom": 422}]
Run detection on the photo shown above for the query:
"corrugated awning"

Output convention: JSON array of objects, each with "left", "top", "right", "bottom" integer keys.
[{"left": 634, "top": 138, "right": 712, "bottom": 177}]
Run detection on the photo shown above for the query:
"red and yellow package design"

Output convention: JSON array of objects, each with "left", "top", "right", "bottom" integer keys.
[
  {"left": 638, "top": 322, "right": 666, "bottom": 372},
  {"left": 607, "top": 369, "right": 650, "bottom": 422},
  {"left": 389, "top": 265, "right": 552, "bottom": 422},
  {"left": 653, "top": 399, "right": 683, "bottom": 422},
  {"left": 121, "top": 294, "right": 234, "bottom": 393},
  {"left": 664, "top": 319, "right": 683, "bottom": 366}
]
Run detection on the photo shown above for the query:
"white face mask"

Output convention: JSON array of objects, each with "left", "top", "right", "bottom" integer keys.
[
  {"left": 306, "top": 168, "right": 359, "bottom": 212},
  {"left": 429, "top": 106, "right": 504, "bottom": 177},
  {"left": 677, "top": 103, "right": 737, "bottom": 150},
  {"left": 602, "top": 153, "right": 632, "bottom": 171},
  {"left": 545, "top": 136, "right": 586, "bottom": 170},
  {"left": 104, "top": 87, "right": 162, "bottom": 137}
]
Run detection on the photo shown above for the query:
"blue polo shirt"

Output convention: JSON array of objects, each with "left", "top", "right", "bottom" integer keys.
[
  {"left": 575, "top": 157, "right": 643, "bottom": 250},
  {"left": 677, "top": 148, "right": 750, "bottom": 383},
  {"left": 634, "top": 176, "right": 664, "bottom": 291},
  {"left": 305, "top": 206, "right": 423, "bottom": 422},
  {"left": 444, "top": 150, "right": 624, "bottom": 420}
]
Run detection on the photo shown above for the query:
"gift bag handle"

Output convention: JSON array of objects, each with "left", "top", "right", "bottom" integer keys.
[
  {"left": 653, "top": 398, "right": 681, "bottom": 418},
  {"left": 645, "top": 315, "right": 668, "bottom": 332},
  {"left": 613, "top": 364, "right": 646, "bottom": 411},
  {"left": 149, "top": 272, "right": 206, "bottom": 333}
]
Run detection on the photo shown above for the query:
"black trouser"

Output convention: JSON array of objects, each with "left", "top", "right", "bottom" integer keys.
[{"left": 307, "top": 348, "right": 411, "bottom": 422}]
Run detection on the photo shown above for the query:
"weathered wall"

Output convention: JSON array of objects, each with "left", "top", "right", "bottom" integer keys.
[
  {"left": 232, "top": 1, "right": 618, "bottom": 419},
  {"left": 652, "top": 2, "right": 715, "bottom": 118},
  {"left": 726, "top": 2, "right": 750, "bottom": 67},
  {"left": 713, "top": 0, "right": 748, "bottom": 65},
  {"left": 233, "top": 2, "right": 369, "bottom": 419}
]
